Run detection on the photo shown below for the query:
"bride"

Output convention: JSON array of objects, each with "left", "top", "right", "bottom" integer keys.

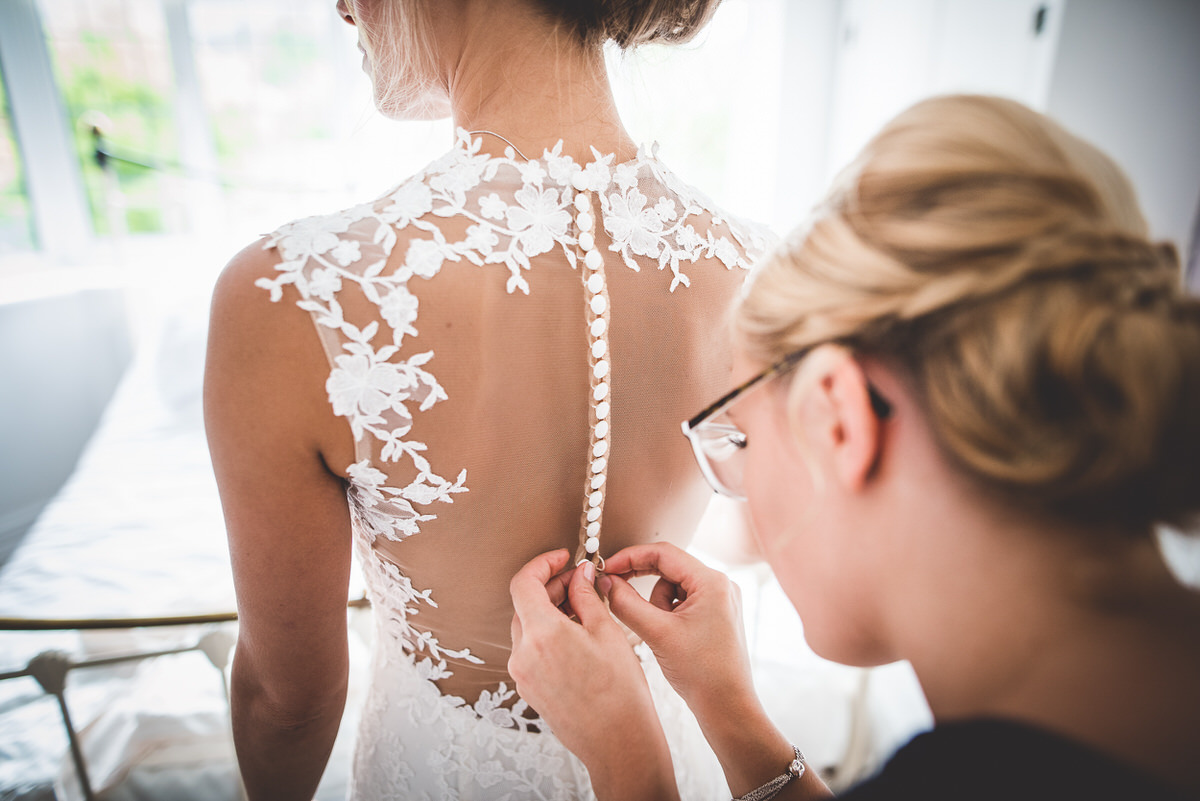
[{"left": 204, "top": 0, "right": 768, "bottom": 798}]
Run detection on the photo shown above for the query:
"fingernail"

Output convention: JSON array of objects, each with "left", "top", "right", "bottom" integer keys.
[
  {"left": 597, "top": 575, "right": 612, "bottom": 596},
  {"left": 581, "top": 560, "right": 595, "bottom": 583}
]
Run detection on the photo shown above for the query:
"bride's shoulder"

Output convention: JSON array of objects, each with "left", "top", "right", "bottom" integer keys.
[
  {"left": 640, "top": 151, "right": 776, "bottom": 258},
  {"left": 229, "top": 169, "right": 450, "bottom": 307},
  {"left": 209, "top": 140, "right": 503, "bottom": 355}
]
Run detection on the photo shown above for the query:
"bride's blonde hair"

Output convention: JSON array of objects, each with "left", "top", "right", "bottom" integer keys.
[
  {"left": 737, "top": 95, "right": 1200, "bottom": 532},
  {"left": 345, "top": 1, "right": 442, "bottom": 119}
]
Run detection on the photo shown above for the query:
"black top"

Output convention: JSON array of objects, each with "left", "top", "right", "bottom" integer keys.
[{"left": 839, "top": 718, "right": 1194, "bottom": 801}]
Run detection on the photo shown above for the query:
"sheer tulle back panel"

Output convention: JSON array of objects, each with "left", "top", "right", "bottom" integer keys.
[
  {"left": 258, "top": 141, "right": 769, "bottom": 707},
  {"left": 339, "top": 218, "right": 744, "bottom": 701}
]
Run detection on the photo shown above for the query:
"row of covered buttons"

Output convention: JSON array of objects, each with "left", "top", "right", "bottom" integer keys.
[{"left": 574, "top": 184, "right": 609, "bottom": 560}]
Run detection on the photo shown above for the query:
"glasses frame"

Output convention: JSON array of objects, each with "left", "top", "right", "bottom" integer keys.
[{"left": 681, "top": 343, "right": 893, "bottom": 500}]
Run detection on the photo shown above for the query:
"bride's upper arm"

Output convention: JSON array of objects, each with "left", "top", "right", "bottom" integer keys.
[{"left": 205, "top": 239, "right": 354, "bottom": 706}]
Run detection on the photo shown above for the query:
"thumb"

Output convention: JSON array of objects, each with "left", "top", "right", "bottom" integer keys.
[
  {"left": 605, "top": 574, "right": 670, "bottom": 646},
  {"left": 568, "top": 560, "right": 611, "bottom": 629}
]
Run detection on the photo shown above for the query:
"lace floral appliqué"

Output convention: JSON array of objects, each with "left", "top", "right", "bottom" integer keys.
[{"left": 255, "top": 130, "right": 767, "bottom": 763}]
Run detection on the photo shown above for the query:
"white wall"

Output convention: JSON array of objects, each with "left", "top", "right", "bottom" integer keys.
[
  {"left": 1044, "top": 0, "right": 1200, "bottom": 253},
  {"left": 773, "top": 0, "right": 842, "bottom": 230},
  {"left": 825, "top": 0, "right": 1064, "bottom": 180},
  {"left": 811, "top": 0, "right": 1198, "bottom": 260}
]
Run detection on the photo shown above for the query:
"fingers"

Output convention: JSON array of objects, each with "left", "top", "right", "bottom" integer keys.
[
  {"left": 648, "top": 576, "right": 684, "bottom": 612},
  {"left": 605, "top": 574, "right": 672, "bottom": 644},
  {"left": 510, "top": 612, "right": 522, "bottom": 649},
  {"left": 510, "top": 548, "right": 572, "bottom": 624},
  {"left": 510, "top": 543, "right": 718, "bottom": 648},
  {"left": 544, "top": 566, "right": 573, "bottom": 611},
  {"left": 567, "top": 560, "right": 611, "bottom": 629},
  {"left": 602, "top": 542, "right": 705, "bottom": 585}
]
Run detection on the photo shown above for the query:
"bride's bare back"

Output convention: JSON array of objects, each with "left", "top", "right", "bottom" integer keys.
[
  {"left": 205, "top": 1, "right": 753, "bottom": 797},
  {"left": 210, "top": 130, "right": 767, "bottom": 798},
  {"left": 260, "top": 135, "right": 763, "bottom": 701}
]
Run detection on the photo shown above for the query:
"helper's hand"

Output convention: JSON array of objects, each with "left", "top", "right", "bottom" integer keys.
[
  {"left": 602, "top": 544, "right": 821, "bottom": 799},
  {"left": 509, "top": 550, "right": 680, "bottom": 801},
  {"left": 599, "top": 543, "right": 756, "bottom": 726}
]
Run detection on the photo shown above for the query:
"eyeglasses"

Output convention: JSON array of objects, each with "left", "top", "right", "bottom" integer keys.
[{"left": 681, "top": 345, "right": 892, "bottom": 501}]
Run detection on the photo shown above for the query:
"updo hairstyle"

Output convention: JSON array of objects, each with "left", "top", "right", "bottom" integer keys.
[
  {"left": 534, "top": 0, "right": 722, "bottom": 48},
  {"left": 352, "top": 0, "right": 721, "bottom": 118},
  {"left": 736, "top": 95, "right": 1200, "bottom": 533}
]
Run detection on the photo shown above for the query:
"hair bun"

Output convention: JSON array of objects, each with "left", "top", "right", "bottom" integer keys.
[
  {"left": 538, "top": 0, "right": 721, "bottom": 48},
  {"left": 736, "top": 95, "right": 1200, "bottom": 534},
  {"left": 906, "top": 245, "right": 1200, "bottom": 531}
]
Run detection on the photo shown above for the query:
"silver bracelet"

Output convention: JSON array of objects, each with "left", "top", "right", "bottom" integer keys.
[{"left": 732, "top": 745, "right": 806, "bottom": 801}]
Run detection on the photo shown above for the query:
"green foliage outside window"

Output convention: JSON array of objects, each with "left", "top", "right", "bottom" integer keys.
[{"left": 55, "top": 31, "right": 178, "bottom": 235}]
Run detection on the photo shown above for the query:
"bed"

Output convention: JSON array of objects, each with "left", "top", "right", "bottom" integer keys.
[{"left": 0, "top": 266, "right": 371, "bottom": 801}]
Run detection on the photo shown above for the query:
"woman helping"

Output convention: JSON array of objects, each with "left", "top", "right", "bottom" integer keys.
[{"left": 510, "top": 94, "right": 1200, "bottom": 801}]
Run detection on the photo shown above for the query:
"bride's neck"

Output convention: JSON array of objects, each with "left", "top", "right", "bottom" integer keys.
[{"left": 441, "top": 12, "right": 637, "bottom": 162}]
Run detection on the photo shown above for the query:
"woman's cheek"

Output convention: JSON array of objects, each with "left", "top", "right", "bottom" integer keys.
[{"left": 743, "top": 428, "right": 802, "bottom": 558}]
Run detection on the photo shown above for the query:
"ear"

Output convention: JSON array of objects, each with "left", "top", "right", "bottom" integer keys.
[{"left": 789, "top": 346, "right": 883, "bottom": 492}]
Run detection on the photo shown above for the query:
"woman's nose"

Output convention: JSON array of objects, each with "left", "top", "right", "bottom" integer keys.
[{"left": 335, "top": 0, "right": 355, "bottom": 25}]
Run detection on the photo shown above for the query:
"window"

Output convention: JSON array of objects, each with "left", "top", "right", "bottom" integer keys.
[
  {"left": 38, "top": 0, "right": 179, "bottom": 235},
  {"left": 186, "top": 0, "right": 451, "bottom": 236},
  {"left": 0, "top": 73, "right": 36, "bottom": 253}
]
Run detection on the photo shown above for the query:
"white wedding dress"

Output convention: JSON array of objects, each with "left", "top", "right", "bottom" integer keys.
[{"left": 256, "top": 130, "right": 770, "bottom": 800}]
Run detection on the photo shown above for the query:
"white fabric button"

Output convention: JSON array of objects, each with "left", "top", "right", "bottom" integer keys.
[
  {"left": 584, "top": 249, "right": 603, "bottom": 271},
  {"left": 594, "top": 420, "right": 609, "bottom": 439},
  {"left": 587, "top": 522, "right": 601, "bottom": 537},
  {"left": 589, "top": 491, "right": 603, "bottom": 507},
  {"left": 595, "top": 400, "right": 610, "bottom": 419},
  {"left": 585, "top": 535, "right": 600, "bottom": 553},
  {"left": 593, "top": 382, "right": 609, "bottom": 401},
  {"left": 590, "top": 295, "right": 607, "bottom": 315},
  {"left": 578, "top": 231, "right": 595, "bottom": 251},
  {"left": 572, "top": 172, "right": 589, "bottom": 192},
  {"left": 590, "top": 318, "right": 606, "bottom": 337},
  {"left": 590, "top": 473, "right": 606, "bottom": 489},
  {"left": 587, "top": 506, "right": 602, "bottom": 521},
  {"left": 592, "top": 439, "right": 609, "bottom": 457},
  {"left": 591, "top": 456, "right": 607, "bottom": 473},
  {"left": 586, "top": 273, "right": 604, "bottom": 293},
  {"left": 593, "top": 360, "right": 609, "bottom": 379},
  {"left": 577, "top": 212, "right": 594, "bottom": 232},
  {"left": 591, "top": 340, "right": 606, "bottom": 358},
  {"left": 574, "top": 191, "right": 590, "bottom": 211}
]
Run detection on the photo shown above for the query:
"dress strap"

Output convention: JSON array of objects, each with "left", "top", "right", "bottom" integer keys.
[{"left": 571, "top": 184, "right": 611, "bottom": 571}]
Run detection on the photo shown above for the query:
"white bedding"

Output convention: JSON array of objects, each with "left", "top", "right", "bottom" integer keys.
[{"left": 0, "top": 270, "right": 365, "bottom": 801}]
